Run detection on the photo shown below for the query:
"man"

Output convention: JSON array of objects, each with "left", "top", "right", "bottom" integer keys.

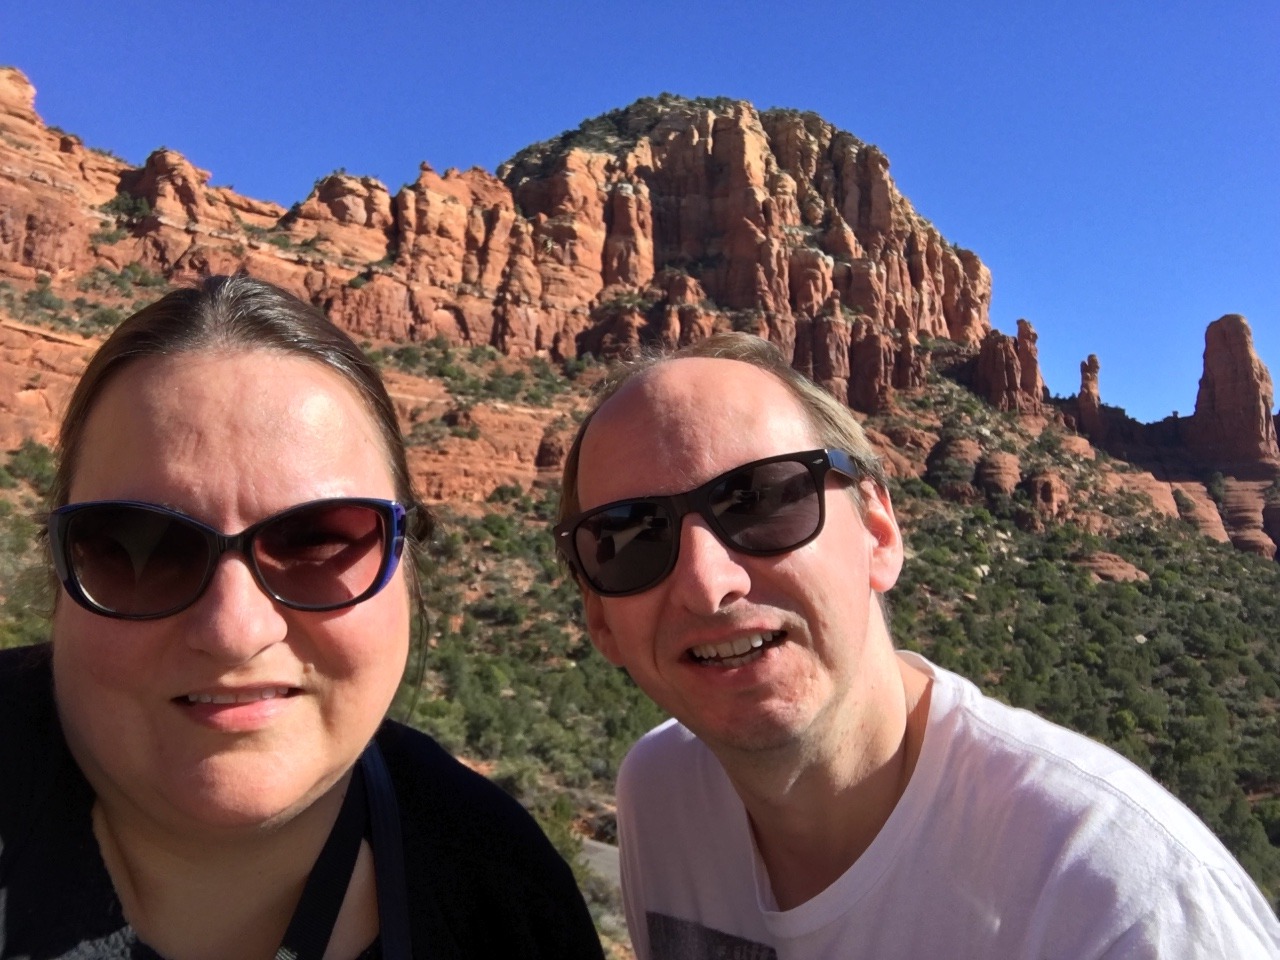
[{"left": 554, "top": 333, "right": 1279, "bottom": 959}]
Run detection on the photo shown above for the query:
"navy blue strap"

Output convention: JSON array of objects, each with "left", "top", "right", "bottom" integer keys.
[
  {"left": 275, "top": 764, "right": 368, "bottom": 960},
  {"left": 362, "top": 742, "right": 412, "bottom": 959}
]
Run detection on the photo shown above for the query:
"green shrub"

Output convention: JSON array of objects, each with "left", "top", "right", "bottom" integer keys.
[
  {"left": 7, "top": 439, "right": 56, "bottom": 499},
  {"left": 90, "top": 226, "right": 128, "bottom": 245},
  {"left": 99, "top": 191, "right": 151, "bottom": 223},
  {"left": 22, "top": 276, "right": 63, "bottom": 313}
]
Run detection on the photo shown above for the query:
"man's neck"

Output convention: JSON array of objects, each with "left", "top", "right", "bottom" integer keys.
[{"left": 725, "top": 655, "right": 933, "bottom": 911}]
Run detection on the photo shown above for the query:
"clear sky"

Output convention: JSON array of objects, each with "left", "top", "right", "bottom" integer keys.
[{"left": 3, "top": 0, "right": 1276, "bottom": 424}]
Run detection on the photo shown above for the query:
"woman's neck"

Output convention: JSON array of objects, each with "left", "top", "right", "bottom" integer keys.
[{"left": 91, "top": 771, "right": 377, "bottom": 960}]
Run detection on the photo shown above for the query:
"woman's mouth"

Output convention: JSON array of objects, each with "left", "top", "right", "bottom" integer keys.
[{"left": 179, "top": 686, "right": 298, "bottom": 705}]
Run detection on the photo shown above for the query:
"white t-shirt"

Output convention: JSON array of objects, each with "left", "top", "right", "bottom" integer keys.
[{"left": 616, "top": 653, "right": 1280, "bottom": 959}]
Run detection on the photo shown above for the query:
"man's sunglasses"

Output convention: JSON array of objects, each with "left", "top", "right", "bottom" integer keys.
[
  {"left": 49, "top": 498, "right": 409, "bottom": 620},
  {"left": 554, "top": 449, "right": 863, "bottom": 597}
]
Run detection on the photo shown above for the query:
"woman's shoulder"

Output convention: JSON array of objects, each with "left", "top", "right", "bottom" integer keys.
[
  {"left": 0, "top": 642, "right": 52, "bottom": 689},
  {"left": 0, "top": 643, "right": 56, "bottom": 754},
  {"left": 371, "top": 721, "right": 604, "bottom": 957},
  {"left": 0, "top": 643, "right": 91, "bottom": 913},
  {"left": 373, "top": 720, "right": 556, "bottom": 856}
]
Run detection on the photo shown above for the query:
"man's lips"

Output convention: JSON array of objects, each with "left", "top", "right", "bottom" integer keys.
[{"left": 687, "top": 630, "right": 786, "bottom": 666}]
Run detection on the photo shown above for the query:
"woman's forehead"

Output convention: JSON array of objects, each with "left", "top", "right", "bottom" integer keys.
[{"left": 69, "top": 349, "right": 395, "bottom": 507}]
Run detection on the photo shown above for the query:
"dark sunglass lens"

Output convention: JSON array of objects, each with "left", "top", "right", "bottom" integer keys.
[
  {"left": 575, "top": 501, "right": 674, "bottom": 594},
  {"left": 67, "top": 507, "right": 209, "bottom": 616},
  {"left": 254, "top": 502, "right": 387, "bottom": 607},
  {"left": 711, "top": 460, "right": 822, "bottom": 553}
]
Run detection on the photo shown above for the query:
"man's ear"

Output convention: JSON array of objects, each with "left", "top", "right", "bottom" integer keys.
[
  {"left": 861, "top": 480, "right": 904, "bottom": 593},
  {"left": 583, "top": 590, "right": 625, "bottom": 666}
]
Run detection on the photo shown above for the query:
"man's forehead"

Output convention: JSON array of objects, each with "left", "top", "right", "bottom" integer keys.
[
  {"left": 595, "top": 356, "right": 791, "bottom": 423},
  {"left": 577, "top": 357, "right": 817, "bottom": 500}
]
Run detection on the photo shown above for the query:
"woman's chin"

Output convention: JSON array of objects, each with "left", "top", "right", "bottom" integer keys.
[{"left": 158, "top": 761, "right": 348, "bottom": 835}]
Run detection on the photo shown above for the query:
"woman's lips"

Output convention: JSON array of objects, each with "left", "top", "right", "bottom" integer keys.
[{"left": 180, "top": 686, "right": 297, "bottom": 705}]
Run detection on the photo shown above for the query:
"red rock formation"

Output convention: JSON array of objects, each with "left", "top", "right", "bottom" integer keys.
[
  {"left": 974, "top": 451, "right": 1021, "bottom": 497},
  {"left": 1074, "top": 552, "right": 1149, "bottom": 584},
  {"left": 1166, "top": 481, "right": 1230, "bottom": 542},
  {"left": 286, "top": 173, "right": 394, "bottom": 264},
  {"left": 2, "top": 70, "right": 995, "bottom": 397},
  {"left": 602, "top": 180, "right": 655, "bottom": 288},
  {"left": 501, "top": 98, "right": 992, "bottom": 363},
  {"left": 847, "top": 322, "right": 897, "bottom": 413},
  {"left": 1263, "top": 498, "right": 1280, "bottom": 552},
  {"left": 972, "top": 320, "right": 1044, "bottom": 413},
  {"left": 1217, "top": 478, "right": 1278, "bottom": 559},
  {"left": 1023, "top": 470, "right": 1069, "bottom": 521},
  {"left": 0, "top": 320, "right": 90, "bottom": 450},
  {"left": 1077, "top": 354, "right": 1104, "bottom": 439},
  {"left": 8, "top": 67, "right": 1280, "bottom": 562},
  {"left": 792, "top": 296, "right": 852, "bottom": 401},
  {"left": 1186, "top": 315, "right": 1279, "bottom": 466},
  {"left": 925, "top": 435, "right": 982, "bottom": 500},
  {"left": 1015, "top": 320, "right": 1045, "bottom": 405}
]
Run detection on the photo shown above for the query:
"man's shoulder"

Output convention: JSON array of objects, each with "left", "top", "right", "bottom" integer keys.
[
  {"left": 922, "top": 656, "right": 1263, "bottom": 889},
  {"left": 615, "top": 718, "right": 745, "bottom": 836},
  {"left": 618, "top": 718, "right": 708, "bottom": 787},
  {"left": 922, "top": 654, "right": 1158, "bottom": 788}
]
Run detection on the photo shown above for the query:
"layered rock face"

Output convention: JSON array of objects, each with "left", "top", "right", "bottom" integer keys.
[
  {"left": 0, "top": 72, "right": 994, "bottom": 415},
  {"left": 500, "top": 101, "right": 993, "bottom": 408}
]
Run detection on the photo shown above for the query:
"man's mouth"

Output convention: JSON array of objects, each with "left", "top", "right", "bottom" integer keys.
[{"left": 688, "top": 631, "right": 785, "bottom": 667}]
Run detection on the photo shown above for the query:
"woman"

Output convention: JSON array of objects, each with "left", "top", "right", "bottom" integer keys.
[{"left": 0, "top": 275, "right": 605, "bottom": 959}]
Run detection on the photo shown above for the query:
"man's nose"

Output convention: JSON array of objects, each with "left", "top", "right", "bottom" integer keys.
[{"left": 666, "top": 513, "right": 753, "bottom": 613}]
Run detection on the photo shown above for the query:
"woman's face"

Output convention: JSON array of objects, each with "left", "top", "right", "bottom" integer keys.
[{"left": 51, "top": 349, "right": 411, "bottom": 833}]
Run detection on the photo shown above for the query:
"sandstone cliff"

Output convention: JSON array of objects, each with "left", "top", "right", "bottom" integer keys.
[{"left": 0, "top": 71, "right": 997, "bottom": 416}]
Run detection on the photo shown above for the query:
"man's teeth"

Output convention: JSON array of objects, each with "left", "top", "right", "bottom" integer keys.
[
  {"left": 185, "top": 687, "right": 292, "bottom": 705},
  {"left": 691, "top": 632, "right": 778, "bottom": 662}
]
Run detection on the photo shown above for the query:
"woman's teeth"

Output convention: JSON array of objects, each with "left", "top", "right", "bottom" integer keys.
[{"left": 184, "top": 687, "right": 292, "bottom": 705}]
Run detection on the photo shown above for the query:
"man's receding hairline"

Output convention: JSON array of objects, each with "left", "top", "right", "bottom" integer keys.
[
  {"left": 593, "top": 353, "right": 803, "bottom": 415},
  {"left": 581, "top": 354, "right": 818, "bottom": 457}
]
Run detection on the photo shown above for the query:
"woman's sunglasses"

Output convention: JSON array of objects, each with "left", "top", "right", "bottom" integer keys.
[
  {"left": 49, "top": 498, "right": 408, "bottom": 620},
  {"left": 554, "top": 449, "right": 863, "bottom": 597}
]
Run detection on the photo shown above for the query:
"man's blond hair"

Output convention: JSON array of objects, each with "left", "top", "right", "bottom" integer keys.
[{"left": 557, "top": 332, "right": 889, "bottom": 526}]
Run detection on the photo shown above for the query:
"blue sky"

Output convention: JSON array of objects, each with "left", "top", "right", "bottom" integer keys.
[{"left": 3, "top": 0, "right": 1276, "bottom": 423}]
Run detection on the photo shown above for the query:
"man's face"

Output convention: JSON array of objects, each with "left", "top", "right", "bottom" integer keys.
[{"left": 576, "top": 357, "right": 904, "bottom": 757}]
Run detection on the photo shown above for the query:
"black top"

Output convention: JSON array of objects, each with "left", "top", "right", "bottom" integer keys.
[{"left": 0, "top": 644, "right": 605, "bottom": 959}]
